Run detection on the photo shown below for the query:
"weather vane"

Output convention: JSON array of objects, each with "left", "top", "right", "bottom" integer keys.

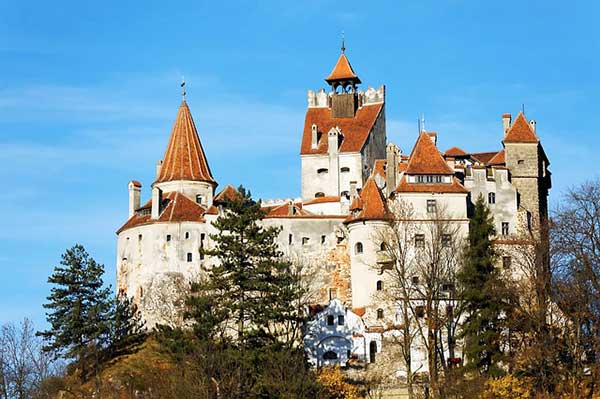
[
  {"left": 181, "top": 76, "right": 186, "bottom": 100},
  {"left": 341, "top": 31, "right": 345, "bottom": 54}
]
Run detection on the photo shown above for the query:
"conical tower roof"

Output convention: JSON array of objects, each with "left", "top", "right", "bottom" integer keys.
[
  {"left": 325, "top": 53, "right": 361, "bottom": 84},
  {"left": 155, "top": 101, "right": 216, "bottom": 184}
]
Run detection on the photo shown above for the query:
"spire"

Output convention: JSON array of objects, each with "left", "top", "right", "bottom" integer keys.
[
  {"left": 503, "top": 111, "right": 538, "bottom": 143},
  {"left": 341, "top": 31, "right": 345, "bottom": 54},
  {"left": 406, "top": 132, "right": 454, "bottom": 175},
  {"left": 325, "top": 47, "right": 361, "bottom": 85},
  {"left": 154, "top": 101, "right": 216, "bottom": 185}
]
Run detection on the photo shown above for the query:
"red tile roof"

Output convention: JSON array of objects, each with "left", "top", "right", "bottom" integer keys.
[
  {"left": 345, "top": 177, "right": 389, "bottom": 223},
  {"left": 263, "top": 202, "right": 310, "bottom": 217},
  {"left": 325, "top": 53, "right": 361, "bottom": 84},
  {"left": 471, "top": 151, "right": 499, "bottom": 164},
  {"left": 155, "top": 101, "right": 216, "bottom": 185},
  {"left": 393, "top": 175, "right": 468, "bottom": 194},
  {"left": 129, "top": 180, "right": 142, "bottom": 188},
  {"left": 300, "top": 103, "right": 384, "bottom": 155},
  {"left": 304, "top": 196, "right": 341, "bottom": 205},
  {"left": 373, "top": 159, "right": 386, "bottom": 178},
  {"left": 444, "top": 146, "right": 468, "bottom": 157},
  {"left": 504, "top": 112, "right": 538, "bottom": 143},
  {"left": 406, "top": 132, "right": 454, "bottom": 175},
  {"left": 117, "top": 191, "right": 206, "bottom": 233},
  {"left": 214, "top": 184, "right": 242, "bottom": 203},
  {"left": 488, "top": 149, "right": 505, "bottom": 165},
  {"left": 353, "top": 307, "right": 366, "bottom": 317}
]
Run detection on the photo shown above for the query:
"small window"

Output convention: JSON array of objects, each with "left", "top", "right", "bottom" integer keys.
[
  {"left": 502, "top": 222, "right": 509, "bottom": 236},
  {"left": 488, "top": 192, "right": 496, "bottom": 204},
  {"left": 186, "top": 253, "right": 192, "bottom": 262},
  {"left": 315, "top": 192, "right": 325, "bottom": 198},
  {"left": 442, "top": 283, "right": 455, "bottom": 292},
  {"left": 321, "top": 235, "right": 326, "bottom": 245},
  {"left": 138, "top": 234, "right": 142, "bottom": 241},
  {"left": 355, "top": 242, "right": 363, "bottom": 254},
  {"left": 288, "top": 234, "right": 293, "bottom": 245},
  {"left": 317, "top": 168, "right": 328, "bottom": 174},
  {"left": 376, "top": 309, "right": 384, "bottom": 319},
  {"left": 323, "top": 351, "right": 338, "bottom": 360},
  {"left": 380, "top": 242, "right": 386, "bottom": 251},
  {"left": 415, "top": 306, "right": 425, "bottom": 318},
  {"left": 327, "top": 315, "right": 334, "bottom": 326},
  {"left": 166, "top": 234, "right": 171, "bottom": 242},
  {"left": 412, "top": 276, "right": 420, "bottom": 285},
  {"left": 338, "top": 315, "right": 345, "bottom": 326},
  {"left": 341, "top": 190, "right": 350, "bottom": 199},
  {"left": 427, "top": 199, "right": 436, "bottom": 213},
  {"left": 376, "top": 280, "right": 383, "bottom": 291},
  {"left": 518, "top": 159, "right": 525, "bottom": 165},
  {"left": 503, "top": 256, "right": 512, "bottom": 270},
  {"left": 442, "top": 234, "right": 451, "bottom": 248},
  {"left": 415, "top": 234, "right": 425, "bottom": 248},
  {"left": 200, "top": 233, "right": 205, "bottom": 241},
  {"left": 302, "top": 237, "right": 310, "bottom": 246},
  {"left": 196, "top": 194, "right": 203, "bottom": 204},
  {"left": 329, "top": 288, "right": 337, "bottom": 300},
  {"left": 341, "top": 167, "right": 350, "bottom": 173},
  {"left": 185, "top": 232, "right": 190, "bottom": 239}
]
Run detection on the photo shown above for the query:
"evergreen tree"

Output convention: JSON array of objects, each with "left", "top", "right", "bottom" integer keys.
[
  {"left": 38, "top": 245, "right": 112, "bottom": 376},
  {"left": 194, "top": 185, "right": 306, "bottom": 348},
  {"left": 107, "top": 293, "right": 146, "bottom": 357},
  {"left": 458, "top": 195, "right": 509, "bottom": 376}
]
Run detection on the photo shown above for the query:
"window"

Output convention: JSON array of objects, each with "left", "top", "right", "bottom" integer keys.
[
  {"left": 317, "top": 168, "right": 328, "bottom": 174},
  {"left": 321, "top": 235, "right": 326, "bottom": 245},
  {"left": 288, "top": 234, "right": 293, "bottom": 245},
  {"left": 341, "top": 167, "right": 350, "bottom": 173},
  {"left": 380, "top": 242, "right": 386, "bottom": 251},
  {"left": 376, "top": 309, "right": 384, "bottom": 319},
  {"left": 415, "top": 306, "right": 425, "bottom": 318},
  {"left": 488, "top": 192, "right": 496, "bottom": 204},
  {"left": 338, "top": 315, "right": 345, "bottom": 326},
  {"left": 518, "top": 159, "right": 525, "bottom": 165},
  {"left": 166, "top": 234, "right": 171, "bottom": 242},
  {"left": 415, "top": 234, "right": 425, "bottom": 247},
  {"left": 341, "top": 190, "right": 350, "bottom": 199},
  {"left": 315, "top": 192, "right": 325, "bottom": 198},
  {"left": 355, "top": 242, "right": 363, "bottom": 254},
  {"left": 327, "top": 315, "right": 334, "bottom": 326},
  {"left": 302, "top": 237, "right": 309, "bottom": 246},
  {"left": 196, "top": 194, "right": 204, "bottom": 204},
  {"left": 442, "top": 283, "right": 455, "bottom": 292},
  {"left": 417, "top": 175, "right": 443, "bottom": 183},
  {"left": 427, "top": 199, "right": 436, "bottom": 213},
  {"left": 329, "top": 288, "right": 337, "bottom": 300},
  {"left": 138, "top": 234, "right": 142, "bottom": 241},
  {"left": 323, "top": 351, "right": 338, "bottom": 360},
  {"left": 412, "top": 276, "right": 420, "bottom": 285},
  {"left": 502, "top": 222, "right": 509, "bottom": 236},
  {"left": 185, "top": 232, "right": 190, "bottom": 239},
  {"left": 502, "top": 256, "right": 512, "bottom": 270},
  {"left": 527, "top": 211, "right": 533, "bottom": 231},
  {"left": 200, "top": 233, "right": 205, "bottom": 241},
  {"left": 376, "top": 280, "right": 383, "bottom": 291},
  {"left": 442, "top": 234, "right": 451, "bottom": 247},
  {"left": 186, "top": 253, "right": 192, "bottom": 262}
]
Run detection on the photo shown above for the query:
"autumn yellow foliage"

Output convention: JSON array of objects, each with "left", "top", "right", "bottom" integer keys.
[
  {"left": 482, "top": 375, "right": 533, "bottom": 399},
  {"left": 317, "top": 366, "right": 362, "bottom": 399}
]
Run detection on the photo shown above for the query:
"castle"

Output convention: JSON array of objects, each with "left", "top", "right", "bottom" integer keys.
[{"left": 116, "top": 47, "right": 550, "bottom": 372}]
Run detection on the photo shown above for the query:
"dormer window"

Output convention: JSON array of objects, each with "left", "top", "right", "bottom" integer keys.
[
  {"left": 315, "top": 192, "right": 325, "bottom": 198},
  {"left": 416, "top": 175, "right": 443, "bottom": 184},
  {"left": 317, "top": 168, "right": 328, "bottom": 175}
]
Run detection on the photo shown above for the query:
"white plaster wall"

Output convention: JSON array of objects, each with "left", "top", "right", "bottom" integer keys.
[
  {"left": 301, "top": 153, "right": 363, "bottom": 201},
  {"left": 154, "top": 180, "right": 216, "bottom": 207},
  {"left": 303, "top": 200, "right": 345, "bottom": 215}
]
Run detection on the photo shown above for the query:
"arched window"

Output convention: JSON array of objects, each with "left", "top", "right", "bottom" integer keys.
[
  {"left": 317, "top": 168, "right": 328, "bottom": 174},
  {"left": 323, "top": 351, "right": 338, "bottom": 360},
  {"left": 379, "top": 242, "right": 386, "bottom": 251},
  {"left": 315, "top": 192, "right": 325, "bottom": 198},
  {"left": 376, "top": 309, "right": 384, "bottom": 319},
  {"left": 355, "top": 242, "right": 363, "bottom": 254},
  {"left": 488, "top": 192, "right": 496, "bottom": 204},
  {"left": 376, "top": 280, "right": 383, "bottom": 291}
]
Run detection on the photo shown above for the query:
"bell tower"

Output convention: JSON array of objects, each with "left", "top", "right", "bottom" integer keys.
[{"left": 325, "top": 42, "right": 361, "bottom": 118}]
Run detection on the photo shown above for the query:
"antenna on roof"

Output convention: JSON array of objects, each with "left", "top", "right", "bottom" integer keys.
[
  {"left": 341, "top": 31, "right": 346, "bottom": 54},
  {"left": 181, "top": 77, "right": 186, "bottom": 100}
]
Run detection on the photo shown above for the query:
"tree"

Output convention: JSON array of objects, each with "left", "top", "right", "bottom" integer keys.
[
  {"left": 107, "top": 293, "right": 146, "bottom": 358},
  {"left": 38, "top": 244, "right": 113, "bottom": 377},
  {"left": 458, "top": 195, "right": 509, "bottom": 376}
]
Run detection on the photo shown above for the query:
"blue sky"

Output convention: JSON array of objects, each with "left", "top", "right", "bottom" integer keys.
[{"left": 1, "top": 0, "right": 598, "bottom": 326}]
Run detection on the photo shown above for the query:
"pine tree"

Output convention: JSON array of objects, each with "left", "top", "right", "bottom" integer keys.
[
  {"left": 107, "top": 293, "right": 146, "bottom": 357},
  {"left": 193, "top": 186, "right": 305, "bottom": 348},
  {"left": 38, "top": 245, "right": 112, "bottom": 376},
  {"left": 458, "top": 195, "right": 509, "bottom": 376}
]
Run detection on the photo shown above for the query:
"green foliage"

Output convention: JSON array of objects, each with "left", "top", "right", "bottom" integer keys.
[
  {"left": 38, "top": 244, "right": 113, "bottom": 370},
  {"left": 107, "top": 293, "right": 146, "bottom": 357},
  {"left": 458, "top": 195, "right": 510, "bottom": 376}
]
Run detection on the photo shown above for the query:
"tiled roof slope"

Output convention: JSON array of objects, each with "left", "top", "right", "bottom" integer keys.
[
  {"left": 214, "top": 184, "right": 242, "bottom": 203},
  {"left": 504, "top": 112, "right": 539, "bottom": 143},
  {"left": 155, "top": 101, "right": 216, "bottom": 184},
  {"left": 345, "top": 177, "right": 389, "bottom": 223},
  {"left": 117, "top": 192, "right": 206, "bottom": 233},
  {"left": 394, "top": 176, "right": 468, "bottom": 194},
  {"left": 488, "top": 149, "right": 505, "bottom": 165},
  {"left": 444, "top": 146, "right": 468, "bottom": 157},
  {"left": 300, "top": 103, "right": 383, "bottom": 155},
  {"left": 406, "top": 132, "right": 454, "bottom": 175},
  {"left": 325, "top": 53, "right": 361, "bottom": 83},
  {"left": 471, "top": 151, "right": 499, "bottom": 165}
]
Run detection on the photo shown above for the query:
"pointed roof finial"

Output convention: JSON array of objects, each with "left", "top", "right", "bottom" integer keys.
[
  {"left": 420, "top": 113, "right": 426, "bottom": 132},
  {"left": 521, "top": 103, "right": 525, "bottom": 114},
  {"left": 181, "top": 76, "right": 186, "bottom": 100},
  {"left": 341, "top": 31, "right": 346, "bottom": 54}
]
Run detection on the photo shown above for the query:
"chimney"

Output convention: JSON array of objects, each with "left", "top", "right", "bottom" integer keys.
[
  {"left": 311, "top": 124, "right": 318, "bottom": 149},
  {"left": 156, "top": 160, "right": 163, "bottom": 178},
  {"left": 502, "top": 113, "right": 512, "bottom": 137},
  {"left": 128, "top": 180, "right": 141, "bottom": 218},
  {"left": 151, "top": 186, "right": 162, "bottom": 219},
  {"left": 386, "top": 143, "right": 400, "bottom": 196},
  {"left": 350, "top": 181, "right": 358, "bottom": 200},
  {"left": 427, "top": 132, "right": 437, "bottom": 146},
  {"left": 529, "top": 119, "right": 536, "bottom": 133},
  {"left": 287, "top": 200, "right": 295, "bottom": 216},
  {"left": 328, "top": 128, "right": 340, "bottom": 155}
]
